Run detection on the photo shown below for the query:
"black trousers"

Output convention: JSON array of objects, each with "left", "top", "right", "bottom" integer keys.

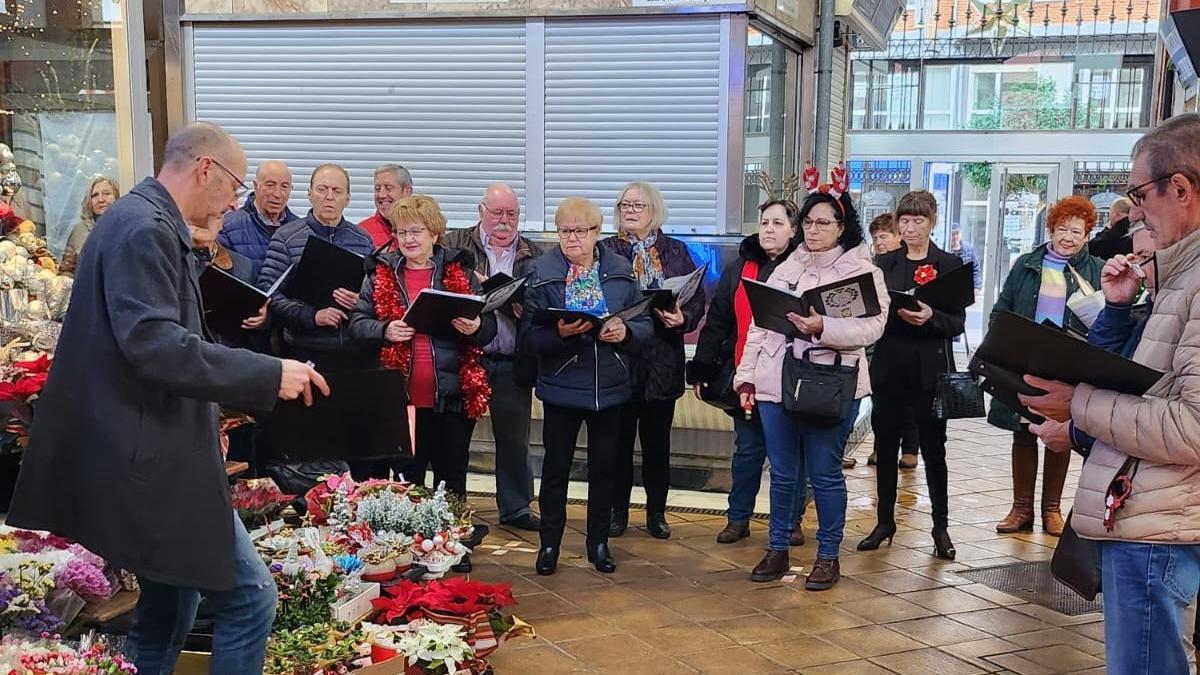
[
  {"left": 539, "top": 403, "right": 622, "bottom": 548},
  {"left": 872, "top": 388, "right": 949, "bottom": 529},
  {"left": 612, "top": 399, "right": 676, "bottom": 516},
  {"left": 349, "top": 409, "right": 476, "bottom": 498}
]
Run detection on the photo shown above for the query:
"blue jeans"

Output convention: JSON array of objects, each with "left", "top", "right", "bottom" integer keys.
[
  {"left": 1099, "top": 541, "right": 1200, "bottom": 674},
  {"left": 130, "top": 512, "right": 277, "bottom": 675},
  {"left": 727, "top": 412, "right": 807, "bottom": 524},
  {"left": 759, "top": 400, "right": 860, "bottom": 558}
]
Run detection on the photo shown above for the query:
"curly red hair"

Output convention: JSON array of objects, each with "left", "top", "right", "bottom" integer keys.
[{"left": 1046, "top": 195, "right": 1097, "bottom": 236}]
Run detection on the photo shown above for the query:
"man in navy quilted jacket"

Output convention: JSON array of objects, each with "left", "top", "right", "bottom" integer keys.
[{"left": 218, "top": 160, "right": 299, "bottom": 279}]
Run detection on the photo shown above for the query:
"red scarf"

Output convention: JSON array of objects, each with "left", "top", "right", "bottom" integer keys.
[
  {"left": 373, "top": 260, "right": 492, "bottom": 419},
  {"left": 732, "top": 259, "right": 760, "bottom": 366}
]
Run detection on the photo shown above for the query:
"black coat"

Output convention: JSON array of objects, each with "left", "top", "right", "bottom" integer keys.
[
  {"left": 520, "top": 246, "right": 653, "bottom": 411},
  {"left": 869, "top": 243, "right": 967, "bottom": 394},
  {"left": 599, "top": 233, "right": 705, "bottom": 401},
  {"left": 7, "top": 179, "right": 281, "bottom": 591},
  {"left": 1088, "top": 217, "right": 1134, "bottom": 260},
  {"left": 687, "top": 233, "right": 798, "bottom": 387},
  {"left": 346, "top": 245, "right": 497, "bottom": 414}
]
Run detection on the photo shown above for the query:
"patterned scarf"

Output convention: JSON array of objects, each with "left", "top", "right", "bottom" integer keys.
[
  {"left": 564, "top": 253, "right": 608, "bottom": 316},
  {"left": 619, "top": 229, "right": 664, "bottom": 289}
]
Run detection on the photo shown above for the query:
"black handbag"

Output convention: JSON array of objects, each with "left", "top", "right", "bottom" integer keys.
[
  {"left": 781, "top": 346, "right": 858, "bottom": 426},
  {"left": 1051, "top": 510, "right": 1101, "bottom": 601},
  {"left": 698, "top": 357, "right": 740, "bottom": 411},
  {"left": 933, "top": 340, "right": 985, "bottom": 421}
]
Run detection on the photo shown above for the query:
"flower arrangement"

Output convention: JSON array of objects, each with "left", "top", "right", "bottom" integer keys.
[
  {"left": 229, "top": 478, "right": 294, "bottom": 528},
  {"left": 0, "top": 355, "right": 50, "bottom": 404},
  {"left": 271, "top": 569, "right": 341, "bottom": 631},
  {"left": 263, "top": 622, "right": 362, "bottom": 675},
  {"left": 0, "top": 633, "right": 135, "bottom": 675},
  {"left": 373, "top": 619, "right": 476, "bottom": 675},
  {"left": 52, "top": 560, "right": 110, "bottom": 603}
]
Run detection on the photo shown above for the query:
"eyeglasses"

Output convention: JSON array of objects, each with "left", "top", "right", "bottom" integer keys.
[
  {"left": 481, "top": 201, "right": 519, "bottom": 222},
  {"left": 1126, "top": 175, "right": 1175, "bottom": 206},
  {"left": 199, "top": 156, "right": 249, "bottom": 199},
  {"left": 617, "top": 201, "right": 649, "bottom": 214},
  {"left": 395, "top": 227, "right": 429, "bottom": 239},
  {"left": 557, "top": 226, "right": 598, "bottom": 240},
  {"left": 802, "top": 218, "right": 838, "bottom": 231}
]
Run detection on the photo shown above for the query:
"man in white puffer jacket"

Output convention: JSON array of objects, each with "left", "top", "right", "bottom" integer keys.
[{"left": 1027, "top": 113, "right": 1200, "bottom": 674}]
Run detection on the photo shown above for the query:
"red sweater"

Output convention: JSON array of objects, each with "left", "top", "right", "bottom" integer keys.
[{"left": 403, "top": 267, "right": 437, "bottom": 408}]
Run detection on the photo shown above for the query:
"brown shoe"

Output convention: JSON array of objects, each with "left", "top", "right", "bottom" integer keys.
[
  {"left": 1041, "top": 446, "right": 1071, "bottom": 537},
  {"left": 788, "top": 522, "right": 806, "bottom": 547},
  {"left": 1042, "top": 510, "right": 1065, "bottom": 536},
  {"left": 751, "top": 550, "right": 790, "bottom": 582},
  {"left": 997, "top": 431, "right": 1037, "bottom": 533},
  {"left": 898, "top": 453, "right": 919, "bottom": 469},
  {"left": 805, "top": 558, "right": 840, "bottom": 591},
  {"left": 716, "top": 521, "right": 750, "bottom": 544}
]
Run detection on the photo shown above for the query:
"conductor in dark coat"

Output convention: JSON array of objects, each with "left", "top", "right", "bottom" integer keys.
[{"left": 6, "top": 122, "right": 327, "bottom": 675}]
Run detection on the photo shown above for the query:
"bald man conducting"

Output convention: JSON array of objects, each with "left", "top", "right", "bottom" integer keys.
[
  {"left": 7, "top": 122, "right": 327, "bottom": 675},
  {"left": 445, "top": 183, "right": 544, "bottom": 532},
  {"left": 219, "top": 159, "right": 300, "bottom": 278}
]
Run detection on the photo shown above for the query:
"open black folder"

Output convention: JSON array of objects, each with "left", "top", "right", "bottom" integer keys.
[
  {"left": 890, "top": 262, "right": 976, "bottom": 313},
  {"left": 200, "top": 265, "right": 290, "bottom": 344},
  {"left": 743, "top": 274, "right": 881, "bottom": 338},
  {"left": 969, "top": 311, "right": 1163, "bottom": 424},
  {"left": 533, "top": 295, "right": 656, "bottom": 337},
  {"left": 644, "top": 264, "right": 707, "bottom": 311},
  {"left": 254, "top": 368, "right": 410, "bottom": 462},
  {"left": 402, "top": 289, "right": 486, "bottom": 340},
  {"left": 284, "top": 237, "right": 366, "bottom": 308}
]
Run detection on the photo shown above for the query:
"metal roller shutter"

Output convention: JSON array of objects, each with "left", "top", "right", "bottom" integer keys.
[
  {"left": 543, "top": 16, "right": 723, "bottom": 233},
  {"left": 192, "top": 22, "right": 527, "bottom": 228}
]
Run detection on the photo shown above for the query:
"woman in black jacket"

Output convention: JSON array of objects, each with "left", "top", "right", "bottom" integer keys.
[
  {"left": 859, "top": 191, "right": 965, "bottom": 560},
  {"left": 686, "top": 199, "right": 802, "bottom": 545},
  {"left": 347, "top": 195, "right": 497, "bottom": 496},
  {"left": 600, "top": 182, "right": 706, "bottom": 540},
  {"left": 520, "top": 197, "right": 652, "bottom": 576}
]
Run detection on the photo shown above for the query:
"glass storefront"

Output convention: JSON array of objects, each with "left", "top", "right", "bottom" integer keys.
[
  {"left": 743, "top": 26, "right": 800, "bottom": 231},
  {"left": 1, "top": 0, "right": 138, "bottom": 257}
]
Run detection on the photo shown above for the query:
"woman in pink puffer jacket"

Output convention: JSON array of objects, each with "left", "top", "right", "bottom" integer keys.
[{"left": 735, "top": 191, "right": 888, "bottom": 590}]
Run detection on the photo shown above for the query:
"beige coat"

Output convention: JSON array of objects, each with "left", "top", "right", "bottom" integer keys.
[
  {"left": 1072, "top": 228, "right": 1200, "bottom": 542},
  {"left": 734, "top": 243, "right": 889, "bottom": 402}
]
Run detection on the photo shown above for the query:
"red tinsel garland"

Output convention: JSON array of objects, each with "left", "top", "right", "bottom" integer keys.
[{"left": 373, "top": 260, "right": 492, "bottom": 419}]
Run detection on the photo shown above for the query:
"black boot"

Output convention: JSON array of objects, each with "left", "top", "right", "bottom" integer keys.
[
  {"left": 535, "top": 546, "right": 559, "bottom": 576},
  {"left": 609, "top": 509, "right": 628, "bottom": 537},
  {"left": 932, "top": 528, "right": 956, "bottom": 560},
  {"left": 647, "top": 512, "right": 671, "bottom": 539},
  {"left": 857, "top": 522, "right": 897, "bottom": 551},
  {"left": 586, "top": 542, "right": 616, "bottom": 573}
]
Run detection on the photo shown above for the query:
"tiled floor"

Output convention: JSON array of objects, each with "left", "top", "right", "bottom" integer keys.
[{"left": 466, "top": 418, "right": 1114, "bottom": 674}]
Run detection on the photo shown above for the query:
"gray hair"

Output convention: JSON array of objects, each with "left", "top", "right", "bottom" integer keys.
[
  {"left": 162, "top": 121, "right": 239, "bottom": 170},
  {"left": 80, "top": 176, "right": 120, "bottom": 222},
  {"left": 374, "top": 164, "right": 412, "bottom": 188},
  {"left": 1131, "top": 114, "right": 1200, "bottom": 197},
  {"left": 616, "top": 181, "right": 668, "bottom": 231}
]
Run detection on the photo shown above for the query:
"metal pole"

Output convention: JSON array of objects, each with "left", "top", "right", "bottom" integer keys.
[{"left": 814, "top": 0, "right": 836, "bottom": 171}]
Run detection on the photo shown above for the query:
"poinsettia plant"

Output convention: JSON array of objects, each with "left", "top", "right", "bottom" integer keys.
[
  {"left": 229, "top": 478, "right": 294, "bottom": 527},
  {"left": 372, "top": 578, "right": 515, "bottom": 625}
]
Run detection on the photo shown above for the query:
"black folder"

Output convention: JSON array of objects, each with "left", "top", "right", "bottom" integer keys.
[
  {"left": 533, "top": 295, "right": 655, "bottom": 338},
  {"left": 402, "top": 289, "right": 486, "bottom": 340},
  {"left": 970, "top": 311, "right": 1163, "bottom": 422},
  {"left": 256, "top": 368, "right": 410, "bottom": 461},
  {"left": 200, "top": 265, "right": 290, "bottom": 344},
  {"left": 743, "top": 273, "right": 882, "bottom": 338},
  {"left": 284, "top": 237, "right": 366, "bottom": 308},
  {"left": 643, "top": 264, "right": 708, "bottom": 311},
  {"left": 889, "top": 262, "right": 976, "bottom": 313}
]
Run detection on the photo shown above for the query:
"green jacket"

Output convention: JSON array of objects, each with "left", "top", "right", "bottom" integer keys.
[{"left": 986, "top": 243, "right": 1104, "bottom": 431}]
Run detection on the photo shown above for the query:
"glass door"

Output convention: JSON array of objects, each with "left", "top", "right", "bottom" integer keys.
[{"left": 981, "top": 164, "right": 1060, "bottom": 341}]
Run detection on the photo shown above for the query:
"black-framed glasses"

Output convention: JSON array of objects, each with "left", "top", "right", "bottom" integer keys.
[
  {"left": 199, "top": 156, "right": 250, "bottom": 199},
  {"left": 557, "top": 226, "right": 598, "bottom": 240},
  {"left": 1126, "top": 175, "right": 1174, "bottom": 206}
]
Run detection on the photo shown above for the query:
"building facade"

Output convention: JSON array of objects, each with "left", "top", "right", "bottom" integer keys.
[{"left": 847, "top": 0, "right": 1159, "bottom": 342}]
